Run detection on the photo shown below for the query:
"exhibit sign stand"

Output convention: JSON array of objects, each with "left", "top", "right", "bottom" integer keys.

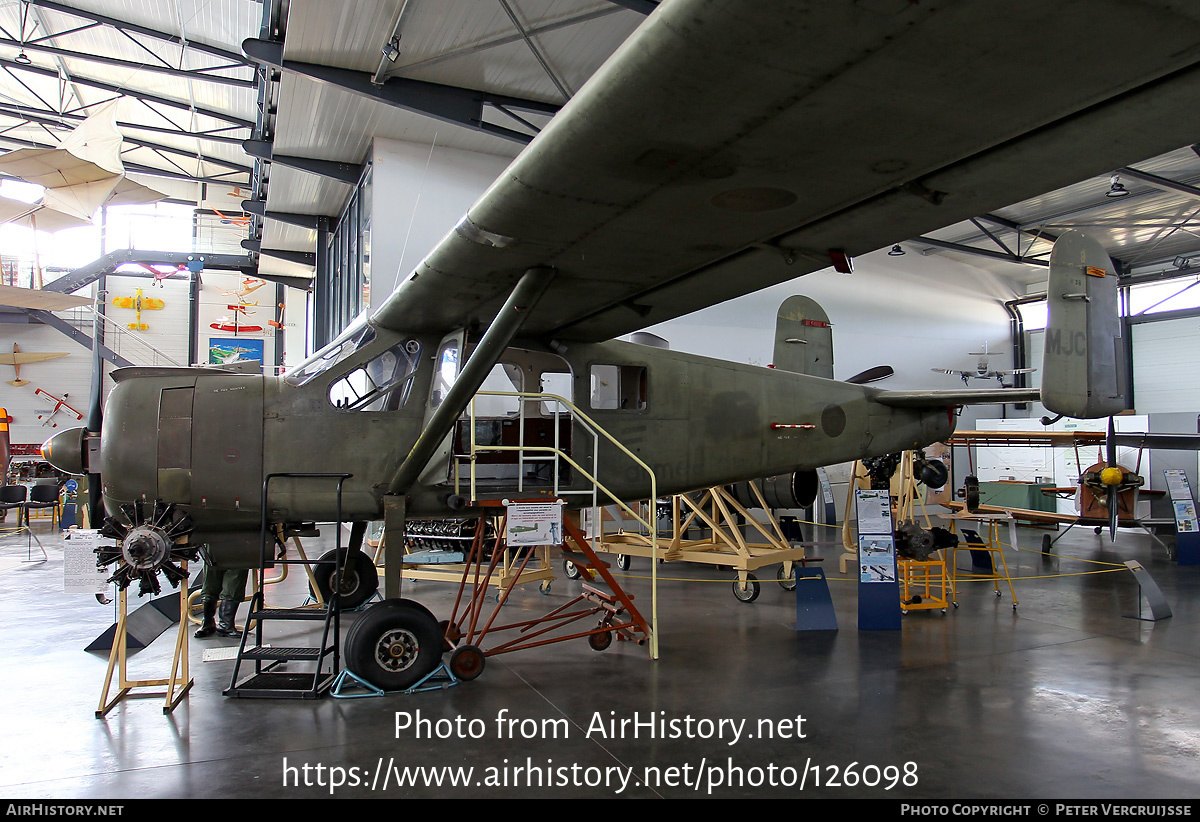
[
  {"left": 1164, "top": 470, "right": 1199, "bottom": 565},
  {"left": 855, "top": 489, "right": 901, "bottom": 630}
]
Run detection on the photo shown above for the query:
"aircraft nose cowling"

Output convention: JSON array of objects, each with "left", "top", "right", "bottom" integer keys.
[{"left": 41, "top": 426, "right": 89, "bottom": 475}]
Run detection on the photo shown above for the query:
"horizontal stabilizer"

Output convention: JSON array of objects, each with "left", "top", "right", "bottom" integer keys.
[{"left": 873, "top": 388, "right": 1040, "bottom": 409}]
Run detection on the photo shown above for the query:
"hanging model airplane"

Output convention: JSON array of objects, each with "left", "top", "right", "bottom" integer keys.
[
  {"left": 40, "top": 0, "right": 1195, "bottom": 692},
  {"left": 2, "top": 344, "right": 68, "bottom": 386},
  {"left": 111, "top": 287, "right": 164, "bottom": 331},
  {"left": 933, "top": 342, "right": 1037, "bottom": 386}
]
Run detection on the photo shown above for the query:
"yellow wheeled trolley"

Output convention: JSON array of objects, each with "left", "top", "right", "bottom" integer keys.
[{"left": 898, "top": 558, "right": 948, "bottom": 614}]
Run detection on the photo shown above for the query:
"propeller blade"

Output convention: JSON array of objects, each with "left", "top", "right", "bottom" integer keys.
[
  {"left": 87, "top": 298, "right": 104, "bottom": 527},
  {"left": 1108, "top": 485, "right": 1119, "bottom": 541},
  {"left": 846, "top": 365, "right": 894, "bottom": 385}
]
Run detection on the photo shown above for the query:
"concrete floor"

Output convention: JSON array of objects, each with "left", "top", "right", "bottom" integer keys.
[{"left": 1, "top": 515, "right": 1199, "bottom": 799}]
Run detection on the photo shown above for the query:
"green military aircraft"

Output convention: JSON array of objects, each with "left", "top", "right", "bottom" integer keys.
[{"left": 41, "top": 0, "right": 1188, "bottom": 691}]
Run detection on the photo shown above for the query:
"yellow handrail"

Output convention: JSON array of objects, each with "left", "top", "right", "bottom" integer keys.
[{"left": 463, "top": 390, "right": 659, "bottom": 658}]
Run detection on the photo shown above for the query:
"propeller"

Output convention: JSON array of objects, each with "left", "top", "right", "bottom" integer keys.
[
  {"left": 86, "top": 297, "right": 103, "bottom": 527},
  {"left": 1104, "top": 416, "right": 1120, "bottom": 541},
  {"left": 846, "top": 365, "right": 894, "bottom": 385}
]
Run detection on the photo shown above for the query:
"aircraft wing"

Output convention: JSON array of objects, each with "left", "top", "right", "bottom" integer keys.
[
  {"left": 0, "top": 284, "right": 91, "bottom": 311},
  {"left": 372, "top": 1, "right": 1200, "bottom": 343}
]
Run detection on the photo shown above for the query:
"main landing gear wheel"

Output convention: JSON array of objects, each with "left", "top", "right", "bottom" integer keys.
[
  {"left": 616, "top": 554, "right": 630, "bottom": 571},
  {"left": 563, "top": 559, "right": 581, "bottom": 580},
  {"left": 448, "top": 644, "right": 486, "bottom": 681},
  {"left": 311, "top": 548, "right": 378, "bottom": 610},
  {"left": 777, "top": 564, "right": 797, "bottom": 591},
  {"left": 588, "top": 630, "right": 613, "bottom": 651},
  {"left": 344, "top": 601, "right": 442, "bottom": 691},
  {"left": 732, "top": 573, "right": 760, "bottom": 603}
]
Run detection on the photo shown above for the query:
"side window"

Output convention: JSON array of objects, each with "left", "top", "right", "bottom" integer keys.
[
  {"left": 329, "top": 340, "right": 421, "bottom": 411},
  {"left": 430, "top": 340, "right": 460, "bottom": 408},
  {"left": 589, "top": 364, "right": 647, "bottom": 411}
]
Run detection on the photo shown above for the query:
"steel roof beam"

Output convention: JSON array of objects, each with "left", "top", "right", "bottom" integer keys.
[
  {"left": 0, "top": 107, "right": 251, "bottom": 173},
  {"left": 1118, "top": 166, "right": 1200, "bottom": 202},
  {"left": 913, "top": 236, "right": 1050, "bottom": 267},
  {"left": 241, "top": 199, "right": 331, "bottom": 228},
  {"left": 43, "top": 249, "right": 255, "bottom": 294},
  {"left": 242, "top": 139, "right": 361, "bottom": 185},
  {"left": 0, "top": 57, "right": 254, "bottom": 129},
  {"left": 606, "top": 0, "right": 659, "bottom": 14},
  {"left": 0, "top": 102, "right": 245, "bottom": 145},
  {"left": 0, "top": 36, "right": 255, "bottom": 89},
  {"left": 23, "top": 0, "right": 254, "bottom": 68},
  {"left": 242, "top": 38, "right": 559, "bottom": 144},
  {"left": 241, "top": 239, "right": 316, "bottom": 267}
]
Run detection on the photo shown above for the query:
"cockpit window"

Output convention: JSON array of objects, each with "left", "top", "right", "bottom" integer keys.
[
  {"left": 283, "top": 317, "right": 375, "bottom": 386},
  {"left": 329, "top": 339, "right": 422, "bottom": 411}
]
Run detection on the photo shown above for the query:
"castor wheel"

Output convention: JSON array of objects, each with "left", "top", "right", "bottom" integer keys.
[
  {"left": 563, "top": 559, "right": 581, "bottom": 580},
  {"left": 616, "top": 554, "right": 630, "bottom": 571},
  {"left": 588, "top": 630, "right": 613, "bottom": 651},
  {"left": 448, "top": 644, "right": 485, "bottom": 681},
  {"left": 732, "top": 573, "right": 760, "bottom": 603}
]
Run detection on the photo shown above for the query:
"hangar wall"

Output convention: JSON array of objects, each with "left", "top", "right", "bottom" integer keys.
[{"left": 368, "top": 137, "right": 512, "bottom": 310}]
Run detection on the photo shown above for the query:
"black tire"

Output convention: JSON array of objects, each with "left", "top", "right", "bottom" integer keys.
[
  {"left": 1041, "top": 534, "right": 1053, "bottom": 555},
  {"left": 616, "top": 554, "right": 630, "bottom": 571},
  {"left": 588, "top": 630, "right": 613, "bottom": 651},
  {"left": 563, "top": 559, "right": 581, "bottom": 580},
  {"left": 345, "top": 601, "right": 442, "bottom": 691},
  {"left": 732, "top": 573, "right": 760, "bottom": 603},
  {"left": 777, "top": 564, "right": 797, "bottom": 591},
  {"left": 311, "top": 548, "right": 378, "bottom": 610},
  {"left": 448, "top": 644, "right": 486, "bottom": 681}
]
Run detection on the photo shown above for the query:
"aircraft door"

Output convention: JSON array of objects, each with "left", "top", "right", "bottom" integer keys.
[{"left": 190, "top": 374, "right": 264, "bottom": 523}]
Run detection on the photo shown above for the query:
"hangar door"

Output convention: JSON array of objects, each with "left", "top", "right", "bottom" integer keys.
[{"left": 1130, "top": 318, "right": 1200, "bottom": 414}]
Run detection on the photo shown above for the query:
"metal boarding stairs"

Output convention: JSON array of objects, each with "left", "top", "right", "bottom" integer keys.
[
  {"left": 454, "top": 391, "right": 661, "bottom": 659},
  {"left": 224, "top": 473, "right": 352, "bottom": 699}
]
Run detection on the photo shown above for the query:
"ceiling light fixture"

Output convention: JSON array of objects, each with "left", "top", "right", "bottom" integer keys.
[
  {"left": 888, "top": 244, "right": 905, "bottom": 256},
  {"left": 1106, "top": 173, "right": 1129, "bottom": 198},
  {"left": 381, "top": 35, "right": 400, "bottom": 63},
  {"left": 13, "top": 51, "right": 30, "bottom": 65}
]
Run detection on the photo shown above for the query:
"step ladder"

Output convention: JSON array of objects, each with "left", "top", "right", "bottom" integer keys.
[{"left": 225, "top": 473, "right": 352, "bottom": 699}]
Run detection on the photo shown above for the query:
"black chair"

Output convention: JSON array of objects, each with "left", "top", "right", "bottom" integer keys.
[
  {"left": 24, "top": 484, "right": 60, "bottom": 529},
  {"left": 1, "top": 485, "right": 28, "bottom": 526}
]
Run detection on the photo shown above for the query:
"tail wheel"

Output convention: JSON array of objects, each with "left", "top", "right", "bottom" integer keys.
[
  {"left": 97, "top": 499, "right": 199, "bottom": 596},
  {"left": 311, "top": 548, "right": 378, "bottom": 610},
  {"left": 563, "top": 559, "right": 581, "bottom": 579},
  {"left": 616, "top": 554, "right": 631, "bottom": 571},
  {"left": 449, "top": 644, "right": 486, "bottom": 681},
  {"left": 345, "top": 601, "right": 442, "bottom": 692}
]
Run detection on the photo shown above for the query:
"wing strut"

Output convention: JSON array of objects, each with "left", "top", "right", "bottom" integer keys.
[{"left": 387, "top": 266, "right": 556, "bottom": 498}]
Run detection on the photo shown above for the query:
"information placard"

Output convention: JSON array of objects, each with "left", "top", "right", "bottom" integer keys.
[
  {"left": 505, "top": 501, "right": 565, "bottom": 546},
  {"left": 64, "top": 530, "right": 111, "bottom": 595}
]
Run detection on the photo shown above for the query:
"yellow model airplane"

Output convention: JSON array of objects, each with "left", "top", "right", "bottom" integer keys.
[
  {"left": 0, "top": 344, "right": 68, "bottom": 386},
  {"left": 111, "top": 287, "right": 164, "bottom": 330}
]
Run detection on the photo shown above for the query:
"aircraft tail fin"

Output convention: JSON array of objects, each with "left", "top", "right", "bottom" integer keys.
[
  {"left": 1040, "top": 231, "right": 1127, "bottom": 419},
  {"left": 773, "top": 295, "right": 833, "bottom": 378}
]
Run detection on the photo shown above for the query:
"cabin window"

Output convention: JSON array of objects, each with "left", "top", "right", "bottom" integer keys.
[
  {"left": 284, "top": 317, "right": 375, "bottom": 387},
  {"left": 589, "top": 364, "right": 647, "bottom": 410},
  {"left": 328, "top": 340, "right": 422, "bottom": 411},
  {"left": 429, "top": 340, "right": 460, "bottom": 408}
]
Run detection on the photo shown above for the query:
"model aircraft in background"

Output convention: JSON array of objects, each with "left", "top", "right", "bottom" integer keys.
[
  {"left": 933, "top": 342, "right": 1036, "bottom": 386},
  {"left": 2, "top": 344, "right": 68, "bottom": 387},
  {"left": 40, "top": 0, "right": 1188, "bottom": 693}
]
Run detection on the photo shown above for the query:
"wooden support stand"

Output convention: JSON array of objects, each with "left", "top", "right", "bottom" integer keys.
[
  {"left": 96, "top": 574, "right": 193, "bottom": 717},
  {"left": 596, "top": 484, "right": 807, "bottom": 594}
]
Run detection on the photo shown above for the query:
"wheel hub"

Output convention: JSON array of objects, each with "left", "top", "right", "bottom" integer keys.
[{"left": 376, "top": 628, "right": 418, "bottom": 672}]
